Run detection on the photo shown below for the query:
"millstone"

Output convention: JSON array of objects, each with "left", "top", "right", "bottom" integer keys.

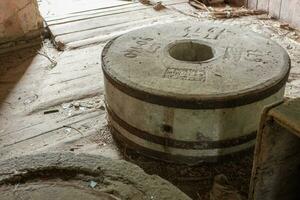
[
  {"left": 0, "top": 153, "right": 191, "bottom": 200},
  {"left": 1, "top": 183, "right": 117, "bottom": 200},
  {"left": 102, "top": 21, "right": 290, "bottom": 164}
]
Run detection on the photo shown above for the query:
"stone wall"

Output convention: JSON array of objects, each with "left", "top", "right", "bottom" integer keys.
[{"left": 0, "top": 0, "right": 43, "bottom": 43}]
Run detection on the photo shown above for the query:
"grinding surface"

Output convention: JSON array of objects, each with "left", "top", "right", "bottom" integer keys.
[
  {"left": 0, "top": 183, "right": 118, "bottom": 200},
  {"left": 0, "top": 153, "right": 191, "bottom": 200},
  {"left": 102, "top": 21, "right": 290, "bottom": 103}
]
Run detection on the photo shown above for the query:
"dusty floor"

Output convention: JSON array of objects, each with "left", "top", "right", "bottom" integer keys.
[{"left": 0, "top": 0, "right": 300, "bottom": 199}]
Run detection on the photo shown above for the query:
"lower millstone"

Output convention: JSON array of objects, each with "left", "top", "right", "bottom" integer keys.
[
  {"left": 1, "top": 183, "right": 118, "bottom": 200},
  {"left": 0, "top": 153, "right": 191, "bottom": 200}
]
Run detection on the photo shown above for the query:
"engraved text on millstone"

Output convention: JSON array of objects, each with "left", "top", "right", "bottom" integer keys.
[{"left": 123, "top": 37, "right": 161, "bottom": 58}]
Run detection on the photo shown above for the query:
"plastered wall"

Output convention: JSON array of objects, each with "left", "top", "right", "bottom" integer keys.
[{"left": 0, "top": 0, "right": 43, "bottom": 43}]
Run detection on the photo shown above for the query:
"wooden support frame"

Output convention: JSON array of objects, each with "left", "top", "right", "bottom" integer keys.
[{"left": 249, "top": 99, "right": 300, "bottom": 200}]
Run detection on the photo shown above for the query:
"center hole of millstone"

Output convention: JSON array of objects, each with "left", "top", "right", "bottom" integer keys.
[{"left": 168, "top": 40, "right": 214, "bottom": 62}]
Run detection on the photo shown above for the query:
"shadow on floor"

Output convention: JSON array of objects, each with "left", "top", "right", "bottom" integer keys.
[{"left": 0, "top": 44, "right": 42, "bottom": 111}]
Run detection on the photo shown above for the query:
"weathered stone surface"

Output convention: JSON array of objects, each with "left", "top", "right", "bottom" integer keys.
[
  {"left": 0, "top": 153, "right": 191, "bottom": 200},
  {"left": 102, "top": 22, "right": 290, "bottom": 103},
  {"left": 1, "top": 184, "right": 118, "bottom": 200},
  {"left": 102, "top": 21, "right": 290, "bottom": 164}
]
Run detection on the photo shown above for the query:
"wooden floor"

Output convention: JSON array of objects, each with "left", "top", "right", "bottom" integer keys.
[
  {"left": 43, "top": 0, "right": 190, "bottom": 49},
  {"left": 0, "top": 0, "right": 300, "bottom": 165},
  {"left": 0, "top": 43, "right": 119, "bottom": 160}
]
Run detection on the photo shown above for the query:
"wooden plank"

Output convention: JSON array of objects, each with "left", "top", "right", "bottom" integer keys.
[
  {"left": 0, "top": 110, "right": 103, "bottom": 148},
  {"left": 29, "top": 45, "right": 104, "bottom": 112},
  {"left": 247, "top": 0, "right": 258, "bottom": 9},
  {"left": 56, "top": 15, "right": 187, "bottom": 47},
  {"left": 280, "top": 0, "right": 297, "bottom": 24},
  {"left": 0, "top": 113, "right": 108, "bottom": 160},
  {"left": 48, "top": 0, "right": 187, "bottom": 36},
  {"left": 49, "top": 9, "right": 173, "bottom": 37},
  {"left": 46, "top": 3, "right": 143, "bottom": 25},
  {"left": 67, "top": 19, "right": 188, "bottom": 49},
  {"left": 46, "top": 0, "right": 187, "bottom": 23},
  {"left": 39, "top": 0, "right": 131, "bottom": 19},
  {"left": 257, "top": 0, "right": 270, "bottom": 10},
  {"left": 290, "top": 1, "right": 300, "bottom": 29},
  {"left": 268, "top": 0, "right": 282, "bottom": 18},
  {"left": 45, "top": 0, "right": 189, "bottom": 49}
]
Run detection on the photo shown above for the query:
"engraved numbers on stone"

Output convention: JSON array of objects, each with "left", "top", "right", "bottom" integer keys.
[
  {"left": 124, "top": 37, "right": 161, "bottom": 58},
  {"left": 183, "top": 26, "right": 226, "bottom": 40},
  {"left": 204, "top": 27, "right": 226, "bottom": 40}
]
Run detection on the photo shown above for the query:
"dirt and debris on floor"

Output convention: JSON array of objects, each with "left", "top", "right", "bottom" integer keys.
[
  {"left": 0, "top": 0, "right": 300, "bottom": 199},
  {"left": 118, "top": 143, "right": 253, "bottom": 200}
]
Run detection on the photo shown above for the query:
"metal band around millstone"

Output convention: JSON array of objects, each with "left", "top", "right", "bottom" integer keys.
[
  {"left": 110, "top": 124, "right": 254, "bottom": 164},
  {"left": 106, "top": 106, "right": 256, "bottom": 150},
  {"left": 102, "top": 38, "right": 290, "bottom": 109}
]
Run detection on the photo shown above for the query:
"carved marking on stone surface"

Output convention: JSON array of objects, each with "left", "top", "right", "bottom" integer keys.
[
  {"left": 182, "top": 26, "right": 192, "bottom": 37},
  {"left": 163, "top": 68, "right": 206, "bottom": 82},
  {"left": 204, "top": 27, "right": 226, "bottom": 40},
  {"left": 223, "top": 47, "right": 242, "bottom": 61},
  {"left": 224, "top": 48, "right": 268, "bottom": 64},
  {"left": 124, "top": 37, "right": 161, "bottom": 58},
  {"left": 182, "top": 26, "right": 226, "bottom": 40},
  {"left": 243, "top": 49, "right": 264, "bottom": 62},
  {"left": 146, "top": 43, "right": 161, "bottom": 53}
]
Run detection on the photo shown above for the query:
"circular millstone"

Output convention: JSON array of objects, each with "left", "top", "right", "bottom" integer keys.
[
  {"left": 102, "top": 21, "right": 290, "bottom": 109},
  {"left": 0, "top": 153, "right": 191, "bottom": 200},
  {"left": 1, "top": 183, "right": 117, "bottom": 200}
]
